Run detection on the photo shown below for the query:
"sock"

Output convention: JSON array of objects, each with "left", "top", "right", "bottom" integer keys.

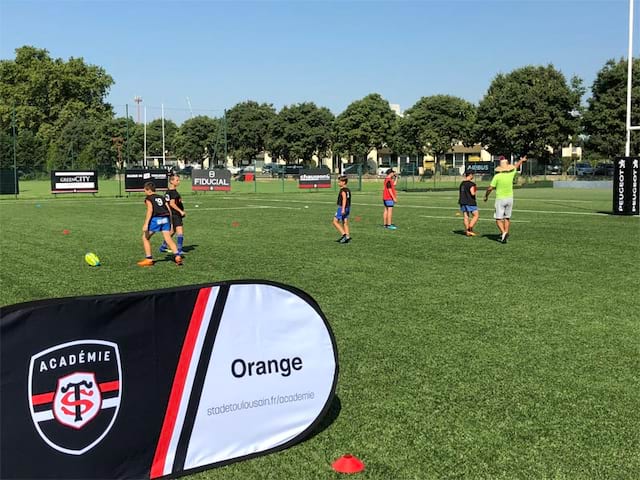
[{"left": 177, "top": 234, "right": 184, "bottom": 251}]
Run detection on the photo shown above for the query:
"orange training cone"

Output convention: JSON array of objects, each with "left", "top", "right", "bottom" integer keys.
[
  {"left": 62, "top": 229, "right": 70, "bottom": 235},
  {"left": 332, "top": 454, "right": 365, "bottom": 474},
  {"left": 231, "top": 221, "right": 240, "bottom": 228}
]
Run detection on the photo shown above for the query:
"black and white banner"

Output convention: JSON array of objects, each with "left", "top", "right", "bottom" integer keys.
[
  {"left": 191, "top": 169, "right": 231, "bottom": 191},
  {"left": 51, "top": 171, "right": 98, "bottom": 194},
  {"left": 613, "top": 157, "right": 639, "bottom": 215},
  {"left": 0, "top": 281, "right": 338, "bottom": 479},
  {"left": 299, "top": 167, "right": 331, "bottom": 189},
  {"left": 125, "top": 170, "right": 169, "bottom": 192}
]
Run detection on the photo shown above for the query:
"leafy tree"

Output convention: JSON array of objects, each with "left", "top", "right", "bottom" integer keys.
[
  {"left": 583, "top": 58, "right": 640, "bottom": 159},
  {"left": 173, "top": 115, "right": 221, "bottom": 165},
  {"left": 476, "top": 65, "right": 583, "bottom": 161},
  {"left": 0, "top": 46, "right": 113, "bottom": 136},
  {"left": 0, "top": 129, "right": 46, "bottom": 173},
  {"left": 399, "top": 95, "right": 477, "bottom": 161},
  {"left": 333, "top": 93, "right": 398, "bottom": 162},
  {"left": 0, "top": 46, "right": 114, "bottom": 174},
  {"left": 226, "top": 101, "right": 276, "bottom": 165},
  {"left": 267, "top": 102, "right": 334, "bottom": 164},
  {"left": 144, "top": 118, "right": 178, "bottom": 159}
]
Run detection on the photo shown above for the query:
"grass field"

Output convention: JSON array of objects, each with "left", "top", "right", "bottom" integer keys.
[{"left": 1, "top": 181, "right": 639, "bottom": 479}]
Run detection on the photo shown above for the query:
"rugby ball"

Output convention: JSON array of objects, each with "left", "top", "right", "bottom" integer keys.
[{"left": 84, "top": 252, "right": 101, "bottom": 267}]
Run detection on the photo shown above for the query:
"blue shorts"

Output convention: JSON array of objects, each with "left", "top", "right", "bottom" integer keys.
[
  {"left": 460, "top": 205, "right": 478, "bottom": 214},
  {"left": 335, "top": 207, "right": 350, "bottom": 221},
  {"left": 149, "top": 216, "right": 171, "bottom": 232},
  {"left": 383, "top": 200, "right": 394, "bottom": 207}
]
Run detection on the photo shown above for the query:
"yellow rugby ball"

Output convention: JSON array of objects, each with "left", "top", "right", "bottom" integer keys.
[{"left": 84, "top": 252, "right": 101, "bottom": 267}]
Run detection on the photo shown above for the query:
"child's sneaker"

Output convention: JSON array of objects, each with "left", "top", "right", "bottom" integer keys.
[
  {"left": 137, "top": 258, "right": 154, "bottom": 267},
  {"left": 159, "top": 246, "right": 169, "bottom": 253},
  {"left": 386, "top": 224, "right": 397, "bottom": 230}
]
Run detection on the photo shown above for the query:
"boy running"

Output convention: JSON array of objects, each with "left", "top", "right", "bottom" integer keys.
[
  {"left": 160, "top": 172, "right": 186, "bottom": 255},
  {"left": 382, "top": 168, "right": 398, "bottom": 229},
  {"left": 333, "top": 175, "right": 351, "bottom": 243},
  {"left": 137, "top": 181, "right": 183, "bottom": 266},
  {"left": 458, "top": 169, "right": 479, "bottom": 236}
]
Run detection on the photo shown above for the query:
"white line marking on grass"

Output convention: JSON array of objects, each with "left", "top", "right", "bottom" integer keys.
[
  {"left": 191, "top": 205, "right": 301, "bottom": 211},
  {"left": 419, "top": 215, "right": 530, "bottom": 223},
  {"left": 254, "top": 198, "right": 617, "bottom": 217}
]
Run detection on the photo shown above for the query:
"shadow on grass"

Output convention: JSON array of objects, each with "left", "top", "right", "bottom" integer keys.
[
  {"left": 305, "top": 395, "right": 342, "bottom": 441},
  {"left": 482, "top": 233, "right": 503, "bottom": 243},
  {"left": 181, "top": 244, "right": 198, "bottom": 253},
  {"left": 452, "top": 229, "right": 469, "bottom": 236}
]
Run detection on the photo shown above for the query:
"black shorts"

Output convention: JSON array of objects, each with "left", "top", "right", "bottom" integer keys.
[{"left": 171, "top": 213, "right": 183, "bottom": 228}]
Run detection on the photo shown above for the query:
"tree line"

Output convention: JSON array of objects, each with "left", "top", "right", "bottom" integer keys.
[{"left": 1, "top": 46, "right": 638, "bottom": 177}]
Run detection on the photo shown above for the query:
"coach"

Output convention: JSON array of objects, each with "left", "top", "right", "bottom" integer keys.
[{"left": 483, "top": 155, "right": 527, "bottom": 244}]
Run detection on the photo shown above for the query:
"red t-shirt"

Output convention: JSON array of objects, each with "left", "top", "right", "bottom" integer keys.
[{"left": 383, "top": 176, "right": 396, "bottom": 201}]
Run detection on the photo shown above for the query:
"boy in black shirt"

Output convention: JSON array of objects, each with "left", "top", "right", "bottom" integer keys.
[
  {"left": 160, "top": 173, "right": 186, "bottom": 255},
  {"left": 138, "top": 182, "right": 183, "bottom": 266},
  {"left": 333, "top": 175, "right": 352, "bottom": 243},
  {"left": 458, "top": 169, "right": 479, "bottom": 236}
]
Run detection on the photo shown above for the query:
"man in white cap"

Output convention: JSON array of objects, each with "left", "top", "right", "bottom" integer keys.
[{"left": 483, "top": 155, "right": 527, "bottom": 243}]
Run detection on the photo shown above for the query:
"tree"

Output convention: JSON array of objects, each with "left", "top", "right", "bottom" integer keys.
[
  {"left": 476, "top": 65, "right": 583, "bottom": 161},
  {"left": 0, "top": 46, "right": 113, "bottom": 136},
  {"left": 144, "top": 118, "right": 178, "bottom": 158},
  {"left": 173, "top": 115, "right": 221, "bottom": 165},
  {"left": 226, "top": 101, "right": 276, "bottom": 164},
  {"left": 0, "top": 46, "right": 114, "bottom": 174},
  {"left": 399, "top": 95, "right": 477, "bottom": 161},
  {"left": 333, "top": 93, "right": 398, "bottom": 162},
  {"left": 267, "top": 102, "right": 334, "bottom": 164},
  {"left": 583, "top": 58, "right": 640, "bottom": 159}
]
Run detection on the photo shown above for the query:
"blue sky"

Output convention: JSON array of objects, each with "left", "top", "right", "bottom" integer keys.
[{"left": 0, "top": 0, "right": 633, "bottom": 124}]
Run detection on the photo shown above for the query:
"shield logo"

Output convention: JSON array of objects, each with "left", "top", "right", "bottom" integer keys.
[{"left": 29, "top": 340, "right": 122, "bottom": 455}]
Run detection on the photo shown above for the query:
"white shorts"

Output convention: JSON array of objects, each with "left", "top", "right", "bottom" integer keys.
[{"left": 494, "top": 198, "right": 513, "bottom": 219}]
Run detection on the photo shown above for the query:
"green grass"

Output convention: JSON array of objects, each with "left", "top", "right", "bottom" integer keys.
[{"left": 1, "top": 183, "right": 639, "bottom": 479}]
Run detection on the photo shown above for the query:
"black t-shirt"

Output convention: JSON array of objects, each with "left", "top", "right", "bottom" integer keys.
[
  {"left": 458, "top": 180, "right": 477, "bottom": 206},
  {"left": 145, "top": 194, "right": 170, "bottom": 216},
  {"left": 337, "top": 187, "right": 351, "bottom": 208},
  {"left": 165, "top": 189, "right": 184, "bottom": 216}
]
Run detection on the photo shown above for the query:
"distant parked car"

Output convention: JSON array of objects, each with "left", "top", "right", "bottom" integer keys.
[
  {"left": 568, "top": 163, "right": 594, "bottom": 176},
  {"left": 546, "top": 163, "right": 562, "bottom": 175},
  {"left": 343, "top": 164, "right": 366, "bottom": 175},
  {"left": 377, "top": 165, "right": 392, "bottom": 176},
  {"left": 594, "top": 163, "right": 614, "bottom": 176},
  {"left": 262, "top": 164, "right": 278, "bottom": 175}
]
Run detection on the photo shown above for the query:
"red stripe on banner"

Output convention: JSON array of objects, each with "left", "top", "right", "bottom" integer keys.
[
  {"left": 298, "top": 184, "right": 331, "bottom": 189},
  {"left": 31, "top": 391, "right": 54, "bottom": 406},
  {"left": 150, "top": 287, "right": 212, "bottom": 479},
  {"left": 99, "top": 380, "right": 120, "bottom": 393}
]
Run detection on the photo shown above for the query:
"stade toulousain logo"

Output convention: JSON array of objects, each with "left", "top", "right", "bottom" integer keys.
[{"left": 28, "top": 340, "right": 122, "bottom": 455}]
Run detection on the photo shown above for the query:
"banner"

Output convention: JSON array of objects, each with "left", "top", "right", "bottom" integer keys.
[
  {"left": 191, "top": 169, "right": 231, "bottom": 191},
  {"left": 0, "top": 281, "right": 338, "bottom": 479},
  {"left": 51, "top": 171, "right": 98, "bottom": 194},
  {"left": 613, "top": 157, "right": 639, "bottom": 215},
  {"left": 125, "top": 170, "right": 169, "bottom": 192},
  {"left": 0, "top": 168, "right": 19, "bottom": 195},
  {"left": 299, "top": 167, "right": 331, "bottom": 189},
  {"left": 463, "top": 162, "right": 493, "bottom": 175}
]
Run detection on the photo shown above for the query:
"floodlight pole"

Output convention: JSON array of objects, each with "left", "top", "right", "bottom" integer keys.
[{"left": 626, "top": 0, "right": 635, "bottom": 156}]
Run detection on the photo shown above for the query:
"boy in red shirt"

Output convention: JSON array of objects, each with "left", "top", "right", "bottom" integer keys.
[{"left": 382, "top": 169, "right": 398, "bottom": 229}]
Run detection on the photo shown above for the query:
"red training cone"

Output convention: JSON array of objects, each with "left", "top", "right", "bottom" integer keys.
[
  {"left": 332, "top": 454, "right": 365, "bottom": 474},
  {"left": 62, "top": 229, "right": 70, "bottom": 235},
  {"left": 231, "top": 221, "right": 240, "bottom": 228}
]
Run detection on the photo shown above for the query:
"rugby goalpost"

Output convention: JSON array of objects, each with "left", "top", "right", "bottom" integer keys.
[{"left": 626, "top": 0, "right": 639, "bottom": 155}]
